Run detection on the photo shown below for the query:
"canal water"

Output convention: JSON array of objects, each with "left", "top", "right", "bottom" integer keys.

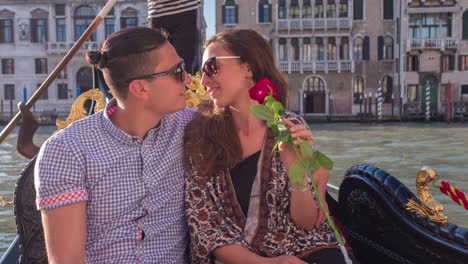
[{"left": 0, "top": 123, "right": 467, "bottom": 255}]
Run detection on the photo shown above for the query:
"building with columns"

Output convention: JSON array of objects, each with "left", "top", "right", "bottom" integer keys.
[
  {"left": 217, "top": 0, "right": 398, "bottom": 117},
  {"left": 401, "top": 0, "right": 468, "bottom": 118},
  {"left": 216, "top": 0, "right": 468, "bottom": 118},
  {"left": 0, "top": 0, "right": 206, "bottom": 120},
  {"left": 0, "top": 0, "right": 148, "bottom": 119}
]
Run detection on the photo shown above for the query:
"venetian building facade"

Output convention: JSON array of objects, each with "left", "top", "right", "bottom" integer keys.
[
  {"left": 216, "top": 0, "right": 398, "bottom": 116},
  {"left": 401, "top": 0, "right": 468, "bottom": 115},
  {"left": 0, "top": 0, "right": 148, "bottom": 117}
]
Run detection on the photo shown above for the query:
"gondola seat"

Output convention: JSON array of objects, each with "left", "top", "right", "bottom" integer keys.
[{"left": 334, "top": 164, "right": 468, "bottom": 264}]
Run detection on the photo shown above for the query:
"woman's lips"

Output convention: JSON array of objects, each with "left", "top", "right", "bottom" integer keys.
[{"left": 207, "top": 87, "right": 219, "bottom": 97}]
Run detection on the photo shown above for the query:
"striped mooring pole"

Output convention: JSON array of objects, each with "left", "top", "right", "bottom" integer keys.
[
  {"left": 377, "top": 80, "right": 383, "bottom": 121},
  {"left": 425, "top": 80, "right": 430, "bottom": 122}
]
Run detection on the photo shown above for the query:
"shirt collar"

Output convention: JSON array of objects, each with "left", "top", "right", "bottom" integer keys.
[{"left": 101, "top": 98, "right": 160, "bottom": 145}]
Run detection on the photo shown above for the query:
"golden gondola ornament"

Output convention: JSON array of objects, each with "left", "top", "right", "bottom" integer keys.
[{"left": 405, "top": 167, "right": 448, "bottom": 225}]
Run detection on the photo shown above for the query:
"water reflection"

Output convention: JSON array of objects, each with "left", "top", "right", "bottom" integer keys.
[
  {"left": 0, "top": 126, "right": 56, "bottom": 254},
  {"left": 313, "top": 122, "right": 468, "bottom": 228},
  {"left": 0, "top": 123, "right": 467, "bottom": 254}
]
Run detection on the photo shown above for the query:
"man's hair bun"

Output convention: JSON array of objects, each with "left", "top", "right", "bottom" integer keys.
[{"left": 85, "top": 50, "right": 108, "bottom": 69}]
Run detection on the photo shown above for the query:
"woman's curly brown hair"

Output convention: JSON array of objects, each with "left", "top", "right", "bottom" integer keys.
[{"left": 184, "top": 29, "right": 289, "bottom": 177}]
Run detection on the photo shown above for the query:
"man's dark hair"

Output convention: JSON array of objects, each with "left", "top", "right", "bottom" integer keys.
[{"left": 86, "top": 27, "right": 168, "bottom": 99}]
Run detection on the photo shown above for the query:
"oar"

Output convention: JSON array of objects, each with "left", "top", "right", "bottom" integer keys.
[{"left": 0, "top": 0, "right": 117, "bottom": 144}]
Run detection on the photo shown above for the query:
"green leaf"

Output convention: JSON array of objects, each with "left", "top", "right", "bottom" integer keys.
[
  {"left": 299, "top": 142, "right": 313, "bottom": 158},
  {"left": 271, "top": 124, "right": 280, "bottom": 137},
  {"left": 270, "top": 101, "right": 284, "bottom": 113},
  {"left": 271, "top": 139, "right": 280, "bottom": 153},
  {"left": 264, "top": 94, "right": 276, "bottom": 107},
  {"left": 289, "top": 162, "right": 306, "bottom": 186},
  {"left": 266, "top": 119, "right": 275, "bottom": 127},
  {"left": 316, "top": 151, "right": 334, "bottom": 170},
  {"left": 249, "top": 105, "right": 275, "bottom": 124},
  {"left": 278, "top": 130, "right": 292, "bottom": 145},
  {"left": 265, "top": 99, "right": 275, "bottom": 110},
  {"left": 307, "top": 156, "right": 320, "bottom": 171}
]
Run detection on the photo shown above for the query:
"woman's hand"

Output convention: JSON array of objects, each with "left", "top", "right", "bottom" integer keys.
[
  {"left": 266, "top": 255, "right": 307, "bottom": 264},
  {"left": 278, "top": 119, "right": 314, "bottom": 177},
  {"left": 279, "top": 119, "right": 330, "bottom": 227}
]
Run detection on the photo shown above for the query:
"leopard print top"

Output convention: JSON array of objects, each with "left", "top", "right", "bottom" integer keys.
[{"left": 184, "top": 112, "right": 339, "bottom": 263}]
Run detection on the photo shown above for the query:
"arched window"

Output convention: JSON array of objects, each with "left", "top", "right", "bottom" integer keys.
[
  {"left": 327, "top": 0, "right": 336, "bottom": 18},
  {"left": 121, "top": 7, "right": 138, "bottom": 29},
  {"left": 315, "top": 38, "right": 325, "bottom": 61},
  {"left": 340, "top": 37, "right": 349, "bottom": 60},
  {"left": 304, "top": 76, "right": 325, "bottom": 93},
  {"left": 0, "top": 9, "right": 14, "bottom": 43},
  {"left": 303, "top": 38, "right": 312, "bottom": 61},
  {"left": 353, "top": 37, "right": 363, "bottom": 60},
  {"left": 353, "top": 76, "right": 364, "bottom": 104},
  {"left": 30, "top": 8, "right": 49, "bottom": 43},
  {"left": 378, "top": 35, "right": 393, "bottom": 60},
  {"left": 76, "top": 67, "right": 93, "bottom": 94},
  {"left": 289, "top": 0, "right": 300, "bottom": 19},
  {"left": 382, "top": 76, "right": 393, "bottom": 103},
  {"left": 278, "top": 0, "right": 287, "bottom": 19},
  {"left": 258, "top": 0, "right": 271, "bottom": 23},
  {"left": 383, "top": 36, "right": 393, "bottom": 60},
  {"left": 104, "top": 8, "right": 115, "bottom": 38},
  {"left": 279, "top": 38, "right": 287, "bottom": 61},
  {"left": 314, "top": 0, "right": 324, "bottom": 18},
  {"left": 222, "top": 0, "right": 238, "bottom": 24},
  {"left": 74, "top": 6, "right": 95, "bottom": 41},
  {"left": 291, "top": 38, "right": 299, "bottom": 61},
  {"left": 302, "top": 0, "right": 312, "bottom": 19},
  {"left": 303, "top": 76, "right": 326, "bottom": 113},
  {"left": 328, "top": 38, "right": 336, "bottom": 61},
  {"left": 463, "top": 10, "right": 468, "bottom": 40}
]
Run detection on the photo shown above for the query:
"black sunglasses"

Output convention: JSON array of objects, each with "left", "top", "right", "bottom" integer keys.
[
  {"left": 201, "top": 56, "right": 240, "bottom": 78},
  {"left": 126, "top": 59, "right": 185, "bottom": 83}
]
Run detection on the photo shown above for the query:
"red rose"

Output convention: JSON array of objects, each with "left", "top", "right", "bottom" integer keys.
[{"left": 248, "top": 78, "right": 278, "bottom": 104}]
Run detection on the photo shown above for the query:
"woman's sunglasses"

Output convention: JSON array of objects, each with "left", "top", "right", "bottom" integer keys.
[
  {"left": 126, "top": 59, "right": 186, "bottom": 83},
  {"left": 201, "top": 56, "right": 240, "bottom": 78}
]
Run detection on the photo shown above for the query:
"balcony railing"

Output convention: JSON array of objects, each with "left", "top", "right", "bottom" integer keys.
[
  {"left": 406, "top": 38, "right": 458, "bottom": 50},
  {"left": 276, "top": 18, "right": 352, "bottom": 30},
  {"left": 46, "top": 41, "right": 100, "bottom": 53},
  {"left": 279, "top": 60, "right": 354, "bottom": 74}
]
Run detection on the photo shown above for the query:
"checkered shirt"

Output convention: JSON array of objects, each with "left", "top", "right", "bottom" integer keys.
[{"left": 35, "top": 99, "right": 195, "bottom": 263}]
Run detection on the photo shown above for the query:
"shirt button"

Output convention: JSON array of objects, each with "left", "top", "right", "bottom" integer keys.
[
  {"left": 143, "top": 209, "right": 149, "bottom": 215},
  {"left": 138, "top": 230, "right": 145, "bottom": 241}
]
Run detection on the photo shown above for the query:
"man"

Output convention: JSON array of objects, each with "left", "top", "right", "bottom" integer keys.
[
  {"left": 35, "top": 27, "right": 193, "bottom": 263},
  {"left": 148, "top": 0, "right": 202, "bottom": 74}
]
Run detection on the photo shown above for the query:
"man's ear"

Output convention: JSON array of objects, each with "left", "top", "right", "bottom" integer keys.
[
  {"left": 244, "top": 63, "right": 253, "bottom": 79},
  {"left": 128, "top": 80, "right": 148, "bottom": 99}
]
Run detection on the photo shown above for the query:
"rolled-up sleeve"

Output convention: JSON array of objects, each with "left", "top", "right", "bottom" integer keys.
[{"left": 34, "top": 136, "right": 88, "bottom": 210}]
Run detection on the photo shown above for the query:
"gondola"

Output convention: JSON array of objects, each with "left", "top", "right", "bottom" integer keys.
[
  {"left": 0, "top": 1, "right": 467, "bottom": 262},
  {"left": 1, "top": 73, "right": 467, "bottom": 263}
]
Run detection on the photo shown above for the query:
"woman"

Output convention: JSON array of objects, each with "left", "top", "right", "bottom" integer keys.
[{"left": 184, "top": 29, "right": 349, "bottom": 264}]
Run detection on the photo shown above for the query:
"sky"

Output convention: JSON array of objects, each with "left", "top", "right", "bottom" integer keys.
[{"left": 203, "top": 1, "right": 216, "bottom": 39}]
